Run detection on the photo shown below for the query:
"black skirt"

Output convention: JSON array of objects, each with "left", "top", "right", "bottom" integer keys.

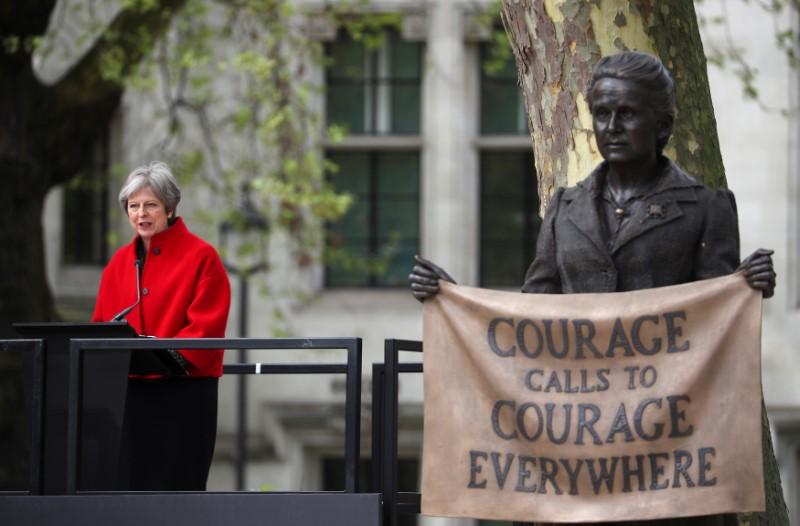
[{"left": 117, "top": 377, "right": 219, "bottom": 491}]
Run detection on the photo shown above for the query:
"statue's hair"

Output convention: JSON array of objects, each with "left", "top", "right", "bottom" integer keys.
[
  {"left": 118, "top": 161, "right": 181, "bottom": 222},
  {"left": 587, "top": 51, "right": 675, "bottom": 154}
]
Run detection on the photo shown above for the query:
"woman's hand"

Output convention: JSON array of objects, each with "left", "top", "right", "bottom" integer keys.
[
  {"left": 737, "top": 248, "right": 776, "bottom": 298},
  {"left": 409, "top": 255, "right": 456, "bottom": 302}
]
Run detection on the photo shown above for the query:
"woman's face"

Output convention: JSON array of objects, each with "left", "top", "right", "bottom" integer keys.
[
  {"left": 127, "top": 186, "right": 170, "bottom": 245},
  {"left": 590, "top": 77, "right": 664, "bottom": 165}
]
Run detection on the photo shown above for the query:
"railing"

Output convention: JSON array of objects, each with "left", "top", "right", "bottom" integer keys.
[
  {"left": 372, "top": 339, "right": 530, "bottom": 526},
  {"left": 0, "top": 339, "right": 43, "bottom": 495},
  {"left": 2, "top": 334, "right": 457, "bottom": 526},
  {"left": 372, "top": 339, "right": 422, "bottom": 526},
  {"left": 66, "top": 337, "right": 362, "bottom": 495}
]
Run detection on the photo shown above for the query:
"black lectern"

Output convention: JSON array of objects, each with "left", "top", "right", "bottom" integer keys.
[{"left": 12, "top": 322, "right": 182, "bottom": 494}]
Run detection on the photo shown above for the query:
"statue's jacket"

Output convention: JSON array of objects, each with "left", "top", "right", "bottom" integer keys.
[
  {"left": 522, "top": 158, "right": 741, "bottom": 295},
  {"left": 521, "top": 161, "right": 741, "bottom": 526}
]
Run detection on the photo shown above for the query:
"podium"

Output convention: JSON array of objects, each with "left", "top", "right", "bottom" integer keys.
[{"left": 13, "top": 322, "right": 184, "bottom": 494}]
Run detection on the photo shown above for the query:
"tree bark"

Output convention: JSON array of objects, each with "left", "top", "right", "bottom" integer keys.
[
  {"left": 500, "top": 1, "right": 788, "bottom": 524},
  {"left": 501, "top": 0, "right": 726, "bottom": 211}
]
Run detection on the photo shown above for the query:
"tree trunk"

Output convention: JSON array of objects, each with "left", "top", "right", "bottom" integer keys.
[
  {"left": 501, "top": 0, "right": 726, "bottom": 210},
  {"left": 500, "top": 1, "right": 788, "bottom": 524},
  {"left": 0, "top": 41, "right": 63, "bottom": 338}
]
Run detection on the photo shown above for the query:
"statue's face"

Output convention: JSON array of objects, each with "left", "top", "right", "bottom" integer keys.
[{"left": 590, "top": 77, "right": 663, "bottom": 165}]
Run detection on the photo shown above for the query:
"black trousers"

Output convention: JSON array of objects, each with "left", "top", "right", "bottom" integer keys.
[{"left": 118, "top": 377, "right": 218, "bottom": 491}]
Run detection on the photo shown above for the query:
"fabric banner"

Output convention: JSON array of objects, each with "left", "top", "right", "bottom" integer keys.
[{"left": 421, "top": 274, "right": 764, "bottom": 523}]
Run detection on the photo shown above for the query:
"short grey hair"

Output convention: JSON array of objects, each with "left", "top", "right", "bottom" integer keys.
[
  {"left": 118, "top": 161, "right": 181, "bottom": 219},
  {"left": 587, "top": 51, "right": 676, "bottom": 155}
]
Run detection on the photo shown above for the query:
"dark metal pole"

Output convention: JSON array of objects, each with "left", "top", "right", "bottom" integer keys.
[
  {"left": 370, "top": 364, "right": 384, "bottom": 493},
  {"left": 66, "top": 340, "right": 84, "bottom": 495},
  {"left": 343, "top": 339, "right": 362, "bottom": 493},
  {"left": 217, "top": 186, "right": 269, "bottom": 492},
  {"left": 382, "top": 339, "right": 398, "bottom": 526},
  {"left": 235, "top": 274, "right": 249, "bottom": 490}
]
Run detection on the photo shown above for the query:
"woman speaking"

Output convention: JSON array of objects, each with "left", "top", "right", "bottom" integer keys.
[{"left": 92, "top": 161, "right": 231, "bottom": 490}]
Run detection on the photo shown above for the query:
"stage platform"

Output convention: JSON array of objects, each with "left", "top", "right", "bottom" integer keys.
[{"left": 0, "top": 491, "right": 381, "bottom": 526}]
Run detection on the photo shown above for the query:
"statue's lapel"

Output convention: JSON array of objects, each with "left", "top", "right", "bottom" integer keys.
[
  {"left": 610, "top": 189, "right": 694, "bottom": 254},
  {"left": 565, "top": 190, "right": 609, "bottom": 257}
]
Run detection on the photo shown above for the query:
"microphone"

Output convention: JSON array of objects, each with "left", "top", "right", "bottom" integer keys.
[{"left": 110, "top": 259, "right": 143, "bottom": 322}]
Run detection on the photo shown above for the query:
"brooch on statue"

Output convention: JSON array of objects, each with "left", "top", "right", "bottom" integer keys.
[{"left": 646, "top": 203, "right": 666, "bottom": 219}]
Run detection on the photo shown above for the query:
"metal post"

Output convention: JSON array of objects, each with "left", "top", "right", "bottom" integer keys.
[
  {"left": 370, "top": 364, "right": 384, "bottom": 493},
  {"left": 218, "top": 190, "right": 269, "bottom": 492},
  {"left": 382, "top": 339, "right": 398, "bottom": 526},
  {"left": 343, "top": 339, "right": 362, "bottom": 493},
  {"left": 66, "top": 340, "right": 83, "bottom": 495},
  {"left": 29, "top": 341, "right": 44, "bottom": 495},
  {"left": 381, "top": 340, "right": 423, "bottom": 524},
  {"left": 236, "top": 274, "right": 249, "bottom": 491}
]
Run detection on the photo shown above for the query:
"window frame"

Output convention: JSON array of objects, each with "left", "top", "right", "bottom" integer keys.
[
  {"left": 476, "top": 40, "right": 539, "bottom": 289},
  {"left": 61, "top": 132, "right": 110, "bottom": 267},
  {"left": 325, "top": 29, "right": 424, "bottom": 137},
  {"left": 325, "top": 149, "right": 421, "bottom": 288},
  {"left": 323, "top": 27, "right": 424, "bottom": 289}
]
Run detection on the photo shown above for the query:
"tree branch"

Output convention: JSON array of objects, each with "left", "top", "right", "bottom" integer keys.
[
  {"left": 42, "top": 0, "right": 188, "bottom": 186},
  {"left": 54, "top": 0, "right": 187, "bottom": 106}
]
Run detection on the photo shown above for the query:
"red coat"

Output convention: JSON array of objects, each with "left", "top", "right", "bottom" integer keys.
[{"left": 92, "top": 218, "right": 231, "bottom": 377}]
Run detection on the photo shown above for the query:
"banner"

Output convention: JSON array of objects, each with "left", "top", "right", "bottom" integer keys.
[{"left": 421, "top": 274, "right": 764, "bottom": 523}]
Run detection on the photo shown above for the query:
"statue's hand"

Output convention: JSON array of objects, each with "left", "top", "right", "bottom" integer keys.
[
  {"left": 737, "top": 248, "right": 776, "bottom": 298},
  {"left": 409, "top": 255, "right": 456, "bottom": 302}
]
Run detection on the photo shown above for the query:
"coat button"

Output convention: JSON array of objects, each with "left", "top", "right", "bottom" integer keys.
[
  {"left": 142, "top": 288, "right": 149, "bottom": 295},
  {"left": 153, "top": 247, "right": 161, "bottom": 255}
]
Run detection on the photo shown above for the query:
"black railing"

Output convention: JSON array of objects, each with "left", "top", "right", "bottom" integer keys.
[
  {"left": 372, "top": 339, "right": 422, "bottom": 526},
  {"left": 0, "top": 339, "right": 44, "bottom": 495},
  {"left": 373, "top": 339, "right": 529, "bottom": 526},
  {"left": 66, "top": 337, "right": 362, "bottom": 495}
]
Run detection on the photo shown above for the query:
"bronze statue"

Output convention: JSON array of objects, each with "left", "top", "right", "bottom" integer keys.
[{"left": 410, "top": 51, "right": 774, "bottom": 525}]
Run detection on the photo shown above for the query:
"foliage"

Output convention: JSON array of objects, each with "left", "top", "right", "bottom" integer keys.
[
  {"left": 696, "top": 0, "right": 799, "bottom": 114},
  {"left": 471, "top": 0, "right": 511, "bottom": 76},
  {"left": 27, "top": 0, "right": 409, "bottom": 326},
  {"left": 111, "top": 0, "right": 346, "bottom": 271}
]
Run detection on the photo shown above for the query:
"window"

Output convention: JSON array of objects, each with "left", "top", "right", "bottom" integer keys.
[
  {"left": 478, "top": 41, "right": 540, "bottom": 288},
  {"left": 325, "top": 28, "right": 422, "bottom": 287},
  {"left": 326, "top": 29, "right": 422, "bottom": 135},
  {"left": 480, "top": 150, "right": 539, "bottom": 287},
  {"left": 62, "top": 137, "right": 109, "bottom": 265},
  {"left": 326, "top": 151, "right": 419, "bottom": 287},
  {"left": 479, "top": 42, "right": 527, "bottom": 135}
]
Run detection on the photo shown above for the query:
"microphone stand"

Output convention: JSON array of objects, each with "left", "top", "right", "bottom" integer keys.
[{"left": 110, "top": 259, "right": 142, "bottom": 322}]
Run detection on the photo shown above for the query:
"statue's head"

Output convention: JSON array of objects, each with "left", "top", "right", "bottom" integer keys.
[{"left": 587, "top": 51, "right": 675, "bottom": 156}]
